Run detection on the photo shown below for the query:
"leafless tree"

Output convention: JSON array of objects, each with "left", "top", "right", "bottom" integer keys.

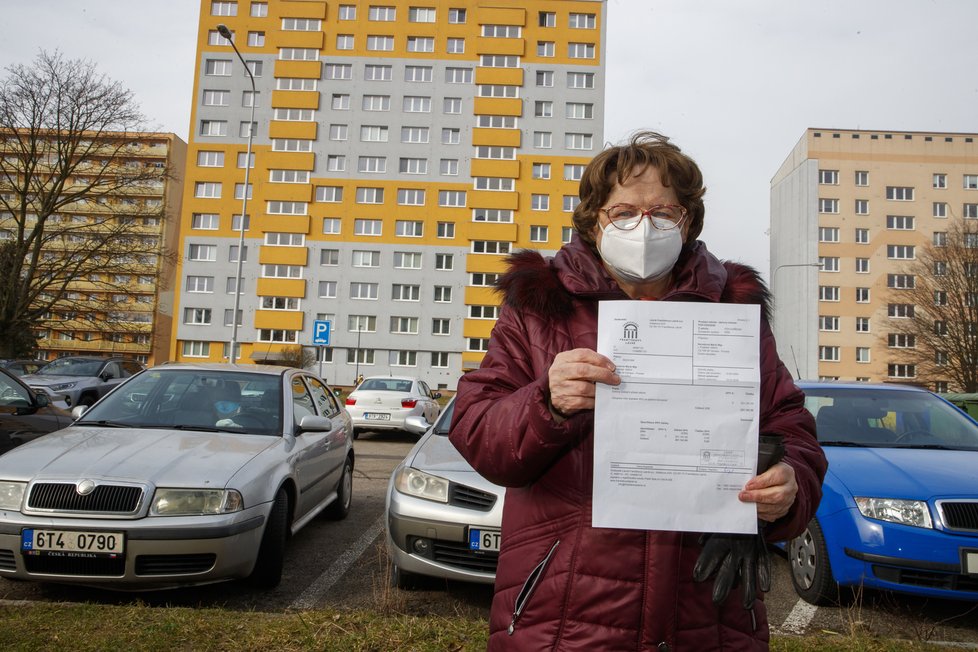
[
  {"left": 886, "top": 219, "right": 978, "bottom": 392},
  {"left": 276, "top": 345, "right": 316, "bottom": 370},
  {"left": 0, "top": 50, "right": 172, "bottom": 359}
]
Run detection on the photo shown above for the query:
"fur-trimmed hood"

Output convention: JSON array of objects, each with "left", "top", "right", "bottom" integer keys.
[{"left": 496, "top": 235, "right": 771, "bottom": 320}]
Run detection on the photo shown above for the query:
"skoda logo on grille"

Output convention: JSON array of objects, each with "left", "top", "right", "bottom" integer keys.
[{"left": 76, "top": 480, "right": 97, "bottom": 496}]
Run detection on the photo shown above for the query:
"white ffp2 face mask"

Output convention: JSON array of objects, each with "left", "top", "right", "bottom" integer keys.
[{"left": 597, "top": 218, "right": 682, "bottom": 283}]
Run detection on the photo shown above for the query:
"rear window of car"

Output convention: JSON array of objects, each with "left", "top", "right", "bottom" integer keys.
[{"left": 361, "top": 379, "right": 413, "bottom": 392}]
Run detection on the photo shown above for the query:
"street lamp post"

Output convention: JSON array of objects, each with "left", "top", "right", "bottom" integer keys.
[{"left": 218, "top": 24, "right": 254, "bottom": 365}]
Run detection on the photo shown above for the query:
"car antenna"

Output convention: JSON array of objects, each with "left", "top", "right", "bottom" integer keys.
[{"left": 791, "top": 345, "right": 802, "bottom": 380}]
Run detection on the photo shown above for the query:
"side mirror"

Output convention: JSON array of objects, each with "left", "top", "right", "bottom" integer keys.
[
  {"left": 71, "top": 405, "right": 88, "bottom": 419},
  {"left": 404, "top": 414, "right": 430, "bottom": 435},
  {"left": 333, "top": 388, "right": 341, "bottom": 397},
  {"left": 432, "top": 391, "right": 442, "bottom": 399},
  {"left": 297, "top": 414, "right": 332, "bottom": 433},
  {"left": 34, "top": 392, "right": 50, "bottom": 407}
]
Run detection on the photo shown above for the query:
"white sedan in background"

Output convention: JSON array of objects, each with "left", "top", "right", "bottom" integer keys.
[{"left": 345, "top": 376, "right": 441, "bottom": 438}]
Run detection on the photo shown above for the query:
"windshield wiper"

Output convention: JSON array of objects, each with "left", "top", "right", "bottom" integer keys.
[
  {"left": 169, "top": 424, "right": 250, "bottom": 434},
  {"left": 819, "top": 440, "right": 871, "bottom": 447},
  {"left": 74, "top": 420, "right": 131, "bottom": 428},
  {"left": 894, "top": 443, "right": 954, "bottom": 450}
]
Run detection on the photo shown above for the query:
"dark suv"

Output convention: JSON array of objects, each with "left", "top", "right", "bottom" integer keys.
[{"left": 22, "top": 356, "right": 146, "bottom": 409}]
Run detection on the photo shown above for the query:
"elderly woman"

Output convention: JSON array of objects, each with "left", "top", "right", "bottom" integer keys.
[{"left": 450, "top": 131, "right": 827, "bottom": 651}]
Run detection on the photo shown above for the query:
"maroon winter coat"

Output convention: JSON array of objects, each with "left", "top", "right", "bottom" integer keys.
[{"left": 450, "top": 237, "right": 827, "bottom": 651}]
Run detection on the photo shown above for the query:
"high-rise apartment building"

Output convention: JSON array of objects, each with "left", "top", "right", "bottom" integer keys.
[
  {"left": 0, "top": 131, "right": 186, "bottom": 365},
  {"left": 771, "top": 127, "right": 978, "bottom": 390},
  {"left": 173, "top": 0, "right": 606, "bottom": 390}
]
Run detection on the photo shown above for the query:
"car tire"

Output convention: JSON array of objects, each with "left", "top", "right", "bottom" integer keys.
[
  {"left": 324, "top": 456, "right": 353, "bottom": 520},
  {"left": 788, "top": 518, "right": 839, "bottom": 605},
  {"left": 247, "top": 488, "right": 289, "bottom": 589},
  {"left": 390, "top": 563, "right": 424, "bottom": 591}
]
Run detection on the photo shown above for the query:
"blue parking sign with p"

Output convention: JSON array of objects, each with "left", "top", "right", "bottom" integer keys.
[{"left": 313, "top": 320, "right": 331, "bottom": 346}]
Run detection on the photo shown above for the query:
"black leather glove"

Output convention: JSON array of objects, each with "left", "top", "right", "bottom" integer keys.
[{"left": 692, "top": 434, "right": 785, "bottom": 609}]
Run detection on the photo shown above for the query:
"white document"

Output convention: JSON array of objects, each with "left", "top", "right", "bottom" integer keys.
[{"left": 592, "top": 301, "right": 761, "bottom": 534}]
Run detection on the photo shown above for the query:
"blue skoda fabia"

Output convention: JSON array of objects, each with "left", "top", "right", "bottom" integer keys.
[{"left": 789, "top": 382, "right": 978, "bottom": 604}]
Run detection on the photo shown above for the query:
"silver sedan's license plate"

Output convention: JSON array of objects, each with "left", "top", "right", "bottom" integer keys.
[
  {"left": 364, "top": 413, "right": 390, "bottom": 420},
  {"left": 22, "top": 529, "right": 125, "bottom": 555},
  {"left": 469, "top": 528, "right": 501, "bottom": 552}
]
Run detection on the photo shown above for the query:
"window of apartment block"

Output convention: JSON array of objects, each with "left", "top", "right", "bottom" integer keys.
[
  {"left": 338, "top": 5, "right": 355, "bottom": 20},
  {"left": 965, "top": 174, "right": 978, "bottom": 189},
  {"left": 818, "top": 316, "right": 840, "bottom": 331},
  {"left": 818, "top": 198, "right": 839, "bottom": 213},
  {"left": 437, "top": 222, "right": 455, "bottom": 238},
  {"left": 530, "top": 225, "right": 549, "bottom": 242},
  {"left": 854, "top": 199, "right": 868, "bottom": 215},
  {"left": 856, "top": 287, "right": 871, "bottom": 303},
  {"left": 443, "top": 97, "right": 462, "bottom": 113},
  {"left": 964, "top": 203, "right": 978, "bottom": 219},
  {"left": 818, "top": 346, "right": 840, "bottom": 362},
  {"left": 888, "top": 364, "right": 916, "bottom": 379},
  {"left": 532, "top": 162, "right": 551, "bottom": 179},
  {"left": 538, "top": 41, "right": 555, "bottom": 57},
  {"left": 250, "top": 2, "right": 267, "bottom": 17},
  {"left": 536, "top": 70, "right": 554, "bottom": 87},
  {"left": 434, "top": 253, "right": 454, "bottom": 270},
  {"left": 887, "top": 244, "right": 915, "bottom": 259},
  {"left": 933, "top": 173, "right": 947, "bottom": 188},
  {"left": 353, "top": 218, "right": 382, "bottom": 234},
  {"left": 211, "top": 1, "right": 237, "bottom": 16},
  {"left": 392, "top": 284, "right": 420, "bottom": 301},
  {"left": 888, "top": 334, "right": 916, "bottom": 348},
  {"left": 818, "top": 227, "right": 839, "bottom": 242},
  {"left": 448, "top": 7, "right": 466, "bottom": 23},
  {"left": 368, "top": 6, "right": 396, "bottom": 21},
  {"left": 350, "top": 282, "right": 379, "bottom": 300},
  {"left": 886, "top": 186, "right": 914, "bottom": 201},
  {"left": 934, "top": 231, "right": 948, "bottom": 247},
  {"left": 568, "top": 42, "right": 596, "bottom": 59},
  {"left": 567, "top": 102, "right": 594, "bottom": 120},
  {"left": 855, "top": 317, "right": 870, "bottom": 332},
  {"left": 446, "top": 38, "right": 465, "bottom": 54},
  {"left": 247, "top": 31, "right": 264, "bottom": 47},
  {"left": 886, "top": 215, "right": 915, "bottom": 230},
  {"left": 819, "top": 286, "right": 839, "bottom": 302},
  {"left": 855, "top": 228, "right": 869, "bottom": 244},
  {"left": 567, "top": 72, "right": 595, "bottom": 89},
  {"left": 202, "top": 60, "right": 230, "bottom": 76},
  {"left": 887, "top": 274, "right": 915, "bottom": 289},
  {"left": 855, "top": 171, "right": 869, "bottom": 186},
  {"left": 818, "top": 169, "right": 838, "bottom": 185},
  {"left": 320, "top": 249, "right": 339, "bottom": 265},
  {"left": 818, "top": 256, "right": 839, "bottom": 272},
  {"left": 351, "top": 250, "right": 380, "bottom": 267},
  {"left": 855, "top": 347, "right": 871, "bottom": 363}
]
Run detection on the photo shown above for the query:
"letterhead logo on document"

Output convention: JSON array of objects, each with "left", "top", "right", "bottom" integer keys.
[{"left": 622, "top": 321, "right": 639, "bottom": 341}]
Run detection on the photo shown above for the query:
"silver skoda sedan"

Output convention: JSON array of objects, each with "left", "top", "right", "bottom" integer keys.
[
  {"left": 0, "top": 363, "right": 354, "bottom": 590},
  {"left": 385, "top": 397, "right": 505, "bottom": 588}
]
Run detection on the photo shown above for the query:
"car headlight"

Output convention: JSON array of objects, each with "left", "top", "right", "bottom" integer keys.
[
  {"left": 150, "top": 488, "right": 244, "bottom": 516},
  {"left": 0, "top": 481, "right": 26, "bottom": 510},
  {"left": 50, "top": 382, "right": 77, "bottom": 392},
  {"left": 855, "top": 497, "right": 933, "bottom": 528},
  {"left": 394, "top": 466, "right": 449, "bottom": 503}
]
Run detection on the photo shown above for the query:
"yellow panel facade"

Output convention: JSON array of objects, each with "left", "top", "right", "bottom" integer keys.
[
  {"left": 469, "top": 190, "right": 519, "bottom": 210},
  {"left": 259, "top": 246, "right": 308, "bottom": 266},
  {"left": 472, "top": 128, "right": 521, "bottom": 147},
  {"left": 263, "top": 183, "right": 313, "bottom": 202},
  {"left": 474, "top": 37, "right": 526, "bottom": 56},
  {"left": 471, "top": 158, "right": 520, "bottom": 178},
  {"left": 465, "top": 286, "right": 501, "bottom": 305},
  {"left": 276, "top": 1, "right": 326, "bottom": 19},
  {"left": 254, "top": 310, "right": 304, "bottom": 330},
  {"left": 474, "top": 67, "right": 524, "bottom": 87},
  {"left": 473, "top": 97, "right": 523, "bottom": 116},
  {"left": 256, "top": 278, "right": 306, "bottom": 297},
  {"left": 270, "top": 90, "right": 321, "bottom": 109},
  {"left": 258, "top": 214, "right": 310, "bottom": 233},
  {"left": 463, "top": 320, "right": 497, "bottom": 338},
  {"left": 273, "top": 60, "right": 322, "bottom": 79},
  {"left": 263, "top": 151, "right": 315, "bottom": 170},
  {"left": 465, "top": 255, "right": 509, "bottom": 274},
  {"left": 268, "top": 121, "right": 318, "bottom": 140},
  {"left": 476, "top": 7, "right": 527, "bottom": 25},
  {"left": 468, "top": 221, "right": 518, "bottom": 241}
]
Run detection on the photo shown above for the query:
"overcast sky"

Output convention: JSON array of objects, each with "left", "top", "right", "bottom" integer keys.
[{"left": 3, "top": 0, "right": 976, "bottom": 276}]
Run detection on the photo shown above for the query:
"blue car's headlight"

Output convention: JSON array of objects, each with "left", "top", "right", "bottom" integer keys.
[
  {"left": 394, "top": 466, "right": 449, "bottom": 503},
  {"left": 855, "top": 497, "right": 933, "bottom": 528}
]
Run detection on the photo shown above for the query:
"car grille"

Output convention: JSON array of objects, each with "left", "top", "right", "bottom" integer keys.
[
  {"left": 135, "top": 554, "right": 216, "bottom": 576},
  {"left": 23, "top": 554, "right": 125, "bottom": 576},
  {"left": 432, "top": 540, "right": 499, "bottom": 574},
  {"left": 872, "top": 565, "right": 978, "bottom": 593},
  {"left": 28, "top": 482, "right": 143, "bottom": 515},
  {"left": 939, "top": 501, "right": 978, "bottom": 533},
  {"left": 0, "top": 549, "right": 15, "bottom": 571},
  {"left": 449, "top": 484, "right": 496, "bottom": 512}
]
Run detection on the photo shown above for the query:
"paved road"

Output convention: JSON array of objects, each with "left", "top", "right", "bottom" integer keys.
[{"left": 2, "top": 431, "right": 976, "bottom": 646}]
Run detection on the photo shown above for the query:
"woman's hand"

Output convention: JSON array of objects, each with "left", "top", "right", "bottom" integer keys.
[
  {"left": 739, "top": 461, "right": 797, "bottom": 522},
  {"left": 548, "top": 348, "right": 620, "bottom": 420}
]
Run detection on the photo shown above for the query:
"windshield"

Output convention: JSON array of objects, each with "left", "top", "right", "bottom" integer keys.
[
  {"left": 38, "top": 358, "right": 104, "bottom": 376},
  {"left": 359, "top": 378, "right": 413, "bottom": 393},
  {"left": 804, "top": 386, "right": 978, "bottom": 450},
  {"left": 78, "top": 369, "right": 282, "bottom": 436}
]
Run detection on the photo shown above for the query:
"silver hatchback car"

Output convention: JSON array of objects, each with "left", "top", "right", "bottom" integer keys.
[
  {"left": 385, "top": 397, "right": 505, "bottom": 588},
  {"left": 0, "top": 363, "right": 354, "bottom": 590}
]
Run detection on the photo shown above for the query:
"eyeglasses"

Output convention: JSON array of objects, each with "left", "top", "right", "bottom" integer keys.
[{"left": 599, "top": 204, "right": 688, "bottom": 231}]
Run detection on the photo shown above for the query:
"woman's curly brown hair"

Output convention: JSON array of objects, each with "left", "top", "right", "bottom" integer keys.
[{"left": 572, "top": 131, "right": 706, "bottom": 250}]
